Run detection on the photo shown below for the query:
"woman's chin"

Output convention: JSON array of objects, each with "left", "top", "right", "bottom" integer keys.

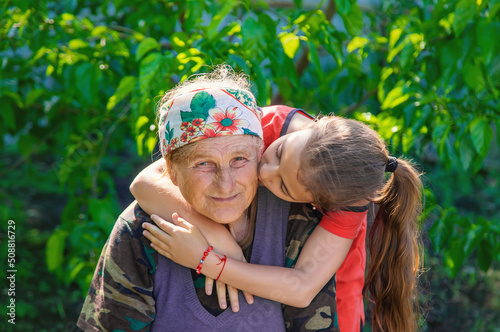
[{"left": 205, "top": 209, "right": 246, "bottom": 225}]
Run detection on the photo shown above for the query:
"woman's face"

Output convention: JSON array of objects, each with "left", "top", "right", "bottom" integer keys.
[
  {"left": 169, "top": 135, "right": 260, "bottom": 225},
  {"left": 258, "top": 129, "right": 314, "bottom": 203}
]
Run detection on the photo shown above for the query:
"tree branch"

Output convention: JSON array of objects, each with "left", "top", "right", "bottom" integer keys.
[{"left": 340, "top": 89, "right": 378, "bottom": 114}]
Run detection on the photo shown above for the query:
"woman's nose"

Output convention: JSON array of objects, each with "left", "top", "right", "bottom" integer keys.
[{"left": 215, "top": 166, "right": 236, "bottom": 193}]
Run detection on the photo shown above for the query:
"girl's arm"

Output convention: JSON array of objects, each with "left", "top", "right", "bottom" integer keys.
[{"left": 144, "top": 213, "right": 353, "bottom": 308}]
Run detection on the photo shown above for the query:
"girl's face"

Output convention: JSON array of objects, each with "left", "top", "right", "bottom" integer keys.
[{"left": 258, "top": 129, "right": 314, "bottom": 203}]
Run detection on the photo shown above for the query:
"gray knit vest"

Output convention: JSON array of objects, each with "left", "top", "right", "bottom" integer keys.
[{"left": 151, "top": 187, "right": 290, "bottom": 331}]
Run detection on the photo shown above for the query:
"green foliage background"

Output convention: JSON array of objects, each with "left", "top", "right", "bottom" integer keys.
[{"left": 1, "top": 0, "right": 499, "bottom": 330}]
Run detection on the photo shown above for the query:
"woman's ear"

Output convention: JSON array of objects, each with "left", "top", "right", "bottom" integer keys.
[{"left": 165, "top": 160, "right": 178, "bottom": 186}]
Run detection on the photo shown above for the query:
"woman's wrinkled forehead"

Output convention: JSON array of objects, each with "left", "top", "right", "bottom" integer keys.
[
  {"left": 186, "top": 135, "right": 262, "bottom": 162},
  {"left": 158, "top": 88, "right": 263, "bottom": 156}
]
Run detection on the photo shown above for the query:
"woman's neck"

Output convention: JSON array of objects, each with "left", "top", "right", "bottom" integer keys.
[{"left": 227, "top": 211, "right": 248, "bottom": 243}]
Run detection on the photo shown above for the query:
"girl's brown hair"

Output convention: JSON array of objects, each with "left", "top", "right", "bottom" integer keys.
[{"left": 301, "top": 116, "right": 423, "bottom": 332}]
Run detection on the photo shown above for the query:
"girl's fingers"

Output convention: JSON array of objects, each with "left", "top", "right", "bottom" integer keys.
[
  {"left": 226, "top": 284, "right": 240, "bottom": 312},
  {"left": 172, "top": 213, "right": 193, "bottom": 230},
  {"left": 143, "top": 222, "right": 171, "bottom": 240},
  {"left": 154, "top": 246, "right": 171, "bottom": 260},
  {"left": 205, "top": 277, "right": 214, "bottom": 296},
  {"left": 143, "top": 229, "right": 170, "bottom": 252},
  {"left": 216, "top": 280, "right": 227, "bottom": 310},
  {"left": 150, "top": 215, "right": 175, "bottom": 233}
]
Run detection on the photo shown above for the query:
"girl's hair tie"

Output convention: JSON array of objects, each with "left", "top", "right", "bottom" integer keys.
[{"left": 385, "top": 156, "right": 398, "bottom": 173}]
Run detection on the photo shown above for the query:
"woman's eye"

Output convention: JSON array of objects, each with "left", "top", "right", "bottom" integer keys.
[
  {"left": 197, "top": 161, "right": 209, "bottom": 166},
  {"left": 232, "top": 156, "right": 247, "bottom": 166}
]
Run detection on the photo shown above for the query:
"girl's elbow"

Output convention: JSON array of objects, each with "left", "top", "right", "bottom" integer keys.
[
  {"left": 129, "top": 174, "right": 146, "bottom": 198},
  {"left": 288, "top": 289, "right": 316, "bottom": 308}
]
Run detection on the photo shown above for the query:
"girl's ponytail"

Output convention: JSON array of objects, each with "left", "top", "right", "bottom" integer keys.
[{"left": 364, "top": 158, "right": 423, "bottom": 332}]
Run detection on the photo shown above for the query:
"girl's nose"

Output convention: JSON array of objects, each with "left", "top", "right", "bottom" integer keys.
[{"left": 259, "top": 162, "right": 277, "bottom": 182}]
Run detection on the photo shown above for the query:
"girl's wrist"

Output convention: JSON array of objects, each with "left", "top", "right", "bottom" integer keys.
[{"left": 199, "top": 249, "right": 227, "bottom": 280}]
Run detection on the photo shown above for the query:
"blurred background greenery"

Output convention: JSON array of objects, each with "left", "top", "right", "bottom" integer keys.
[{"left": 1, "top": 0, "right": 499, "bottom": 331}]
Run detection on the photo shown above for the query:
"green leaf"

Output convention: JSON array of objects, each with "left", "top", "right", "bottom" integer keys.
[
  {"left": 380, "top": 85, "right": 411, "bottom": 110},
  {"left": 135, "top": 115, "right": 150, "bottom": 135},
  {"left": 25, "top": 89, "right": 44, "bottom": 107},
  {"left": 107, "top": 76, "right": 137, "bottom": 111},
  {"left": 46, "top": 229, "right": 69, "bottom": 272},
  {"left": 444, "top": 236, "right": 467, "bottom": 278},
  {"left": 463, "top": 59, "right": 487, "bottom": 92},
  {"left": 308, "top": 40, "right": 323, "bottom": 80},
  {"left": 75, "top": 63, "right": 99, "bottom": 105},
  {"left": 453, "top": 0, "right": 476, "bottom": 36},
  {"left": 242, "top": 17, "right": 267, "bottom": 56},
  {"left": 477, "top": 239, "right": 492, "bottom": 272},
  {"left": 136, "top": 132, "right": 146, "bottom": 156},
  {"left": 279, "top": 32, "right": 300, "bottom": 59},
  {"left": 336, "top": 0, "right": 351, "bottom": 15},
  {"left": 139, "top": 53, "right": 163, "bottom": 93},
  {"left": 432, "top": 123, "right": 452, "bottom": 161},
  {"left": 228, "top": 54, "right": 250, "bottom": 72},
  {"left": 470, "top": 117, "right": 493, "bottom": 157},
  {"left": 206, "top": 0, "right": 239, "bottom": 39},
  {"left": 68, "top": 39, "right": 88, "bottom": 50},
  {"left": 1, "top": 101, "right": 16, "bottom": 130},
  {"left": 347, "top": 36, "right": 369, "bottom": 53},
  {"left": 18, "top": 134, "right": 35, "bottom": 157},
  {"left": 490, "top": 0, "right": 500, "bottom": 18},
  {"left": 429, "top": 217, "right": 448, "bottom": 252},
  {"left": 136, "top": 37, "right": 160, "bottom": 61},
  {"left": 399, "top": 34, "right": 423, "bottom": 70},
  {"left": 463, "top": 222, "right": 487, "bottom": 256},
  {"left": 476, "top": 21, "right": 500, "bottom": 64},
  {"left": 171, "top": 32, "right": 188, "bottom": 52},
  {"left": 458, "top": 135, "right": 476, "bottom": 170},
  {"left": 146, "top": 136, "right": 157, "bottom": 154},
  {"left": 181, "top": 90, "right": 215, "bottom": 122},
  {"left": 496, "top": 121, "right": 500, "bottom": 148},
  {"left": 88, "top": 197, "right": 118, "bottom": 233},
  {"left": 339, "top": 3, "right": 363, "bottom": 37},
  {"left": 69, "top": 261, "right": 86, "bottom": 282},
  {"left": 389, "top": 28, "right": 403, "bottom": 49}
]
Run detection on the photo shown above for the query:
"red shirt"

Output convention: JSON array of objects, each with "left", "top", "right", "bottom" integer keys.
[{"left": 261, "top": 105, "right": 366, "bottom": 332}]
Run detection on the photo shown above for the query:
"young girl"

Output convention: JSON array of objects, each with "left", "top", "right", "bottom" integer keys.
[{"left": 133, "top": 105, "right": 423, "bottom": 332}]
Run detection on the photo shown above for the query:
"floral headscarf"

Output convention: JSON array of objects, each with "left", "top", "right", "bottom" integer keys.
[{"left": 158, "top": 88, "right": 263, "bottom": 156}]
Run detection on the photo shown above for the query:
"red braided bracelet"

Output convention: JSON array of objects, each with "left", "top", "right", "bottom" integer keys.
[
  {"left": 196, "top": 245, "right": 213, "bottom": 274},
  {"left": 215, "top": 254, "right": 227, "bottom": 281}
]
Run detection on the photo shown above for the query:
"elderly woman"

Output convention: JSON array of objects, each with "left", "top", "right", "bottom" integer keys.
[{"left": 77, "top": 67, "right": 333, "bottom": 331}]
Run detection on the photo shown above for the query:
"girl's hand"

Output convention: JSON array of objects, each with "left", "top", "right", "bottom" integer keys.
[
  {"left": 143, "top": 213, "right": 207, "bottom": 269},
  {"left": 142, "top": 213, "right": 254, "bottom": 311}
]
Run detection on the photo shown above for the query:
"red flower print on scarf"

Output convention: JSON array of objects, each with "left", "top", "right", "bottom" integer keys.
[
  {"left": 186, "top": 126, "right": 198, "bottom": 136},
  {"left": 180, "top": 132, "right": 188, "bottom": 142},
  {"left": 207, "top": 107, "right": 250, "bottom": 134},
  {"left": 192, "top": 118, "right": 205, "bottom": 127}
]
